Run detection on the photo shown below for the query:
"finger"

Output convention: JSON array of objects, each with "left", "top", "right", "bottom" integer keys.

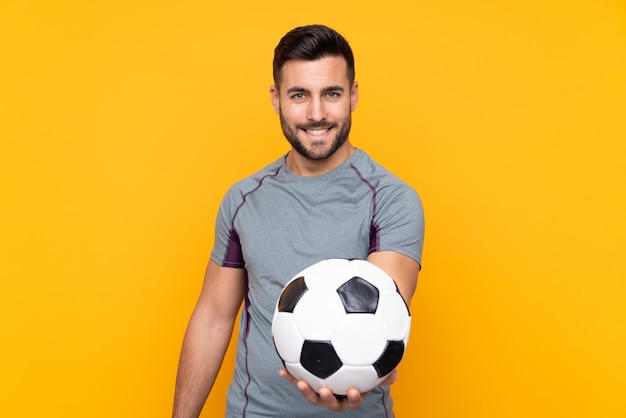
[
  {"left": 346, "top": 388, "right": 364, "bottom": 410},
  {"left": 318, "top": 387, "right": 344, "bottom": 411},
  {"left": 278, "top": 368, "right": 298, "bottom": 385},
  {"left": 297, "top": 380, "right": 325, "bottom": 406}
]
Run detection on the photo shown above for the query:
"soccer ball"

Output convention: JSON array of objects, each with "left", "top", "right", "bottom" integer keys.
[{"left": 271, "top": 258, "right": 411, "bottom": 396}]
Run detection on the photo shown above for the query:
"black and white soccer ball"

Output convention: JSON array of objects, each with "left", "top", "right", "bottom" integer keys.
[{"left": 271, "top": 258, "right": 411, "bottom": 396}]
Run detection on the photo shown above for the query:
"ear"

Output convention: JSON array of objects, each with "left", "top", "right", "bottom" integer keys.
[
  {"left": 270, "top": 85, "right": 280, "bottom": 114},
  {"left": 350, "top": 81, "right": 359, "bottom": 112}
]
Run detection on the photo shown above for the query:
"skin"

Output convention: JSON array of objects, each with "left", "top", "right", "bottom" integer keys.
[
  {"left": 270, "top": 56, "right": 359, "bottom": 177},
  {"left": 172, "top": 55, "right": 420, "bottom": 417},
  {"left": 173, "top": 260, "right": 246, "bottom": 418}
]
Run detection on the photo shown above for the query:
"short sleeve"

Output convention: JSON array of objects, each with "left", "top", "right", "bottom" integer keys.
[
  {"left": 210, "top": 187, "right": 245, "bottom": 268},
  {"left": 370, "top": 184, "right": 425, "bottom": 268}
]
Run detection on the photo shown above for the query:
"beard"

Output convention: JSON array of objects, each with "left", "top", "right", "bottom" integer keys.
[{"left": 279, "top": 111, "right": 352, "bottom": 161}]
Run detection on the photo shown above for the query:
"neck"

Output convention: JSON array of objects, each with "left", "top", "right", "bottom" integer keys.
[{"left": 286, "top": 142, "right": 355, "bottom": 176}]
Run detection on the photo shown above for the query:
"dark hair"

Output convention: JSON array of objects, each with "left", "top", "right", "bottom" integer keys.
[{"left": 273, "top": 25, "right": 355, "bottom": 88}]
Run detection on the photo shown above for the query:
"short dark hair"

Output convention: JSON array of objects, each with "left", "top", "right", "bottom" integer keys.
[{"left": 273, "top": 25, "right": 355, "bottom": 88}]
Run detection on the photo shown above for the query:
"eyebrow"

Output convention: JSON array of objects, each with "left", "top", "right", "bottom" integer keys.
[{"left": 286, "top": 85, "right": 345, "bottom": 95}]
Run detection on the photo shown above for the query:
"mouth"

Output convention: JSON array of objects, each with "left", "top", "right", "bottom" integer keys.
[
  {"left": 299, "top": 124, "right": 335, "bottom": 138},
  {"left": 305, "top": 128, "right": 330, "bottom": 136}
]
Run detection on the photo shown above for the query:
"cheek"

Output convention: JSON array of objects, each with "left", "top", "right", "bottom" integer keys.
[
  {"left": 330, "top": 103, "right": 352, "bottom": 120},
  {"left": 280, "top": 104, "right": 305, "bottom": 122}
]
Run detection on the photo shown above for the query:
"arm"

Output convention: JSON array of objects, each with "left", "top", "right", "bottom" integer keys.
[
  {"left": 367, "top": 250, "right": 420, "bottom": 307},
  {"left": 173, "top": 260, "right": 246, "bottom": 418},
  {"left": 280, "top": 251, "right": 420, "bottom": 412}
]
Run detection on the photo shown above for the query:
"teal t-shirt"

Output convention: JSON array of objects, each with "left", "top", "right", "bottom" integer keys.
[{"left": 211, "top": 149, "right": 424, "bottom": 417}]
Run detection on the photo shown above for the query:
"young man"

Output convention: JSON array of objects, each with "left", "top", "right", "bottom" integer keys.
[{"left": 173, "top": 25, "right": 424, "bottom": 417}]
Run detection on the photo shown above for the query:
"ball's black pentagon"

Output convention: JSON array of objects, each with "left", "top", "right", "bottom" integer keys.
[
  {"left": 373, "top": 340, "right": 405, "bottom": 378},
  {"left": 278, "top": 276, "right": 308, "bottom": 313},
  {"left": 300, "top": 340, "right": 343, "bottom": 379},
  {"left": 336, "top": 276, "right": 379, "bottom": 313}
]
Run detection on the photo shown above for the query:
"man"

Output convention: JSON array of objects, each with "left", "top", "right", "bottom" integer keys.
[{"left": 173, "top": 24, "right": 424, "bottom": 417}]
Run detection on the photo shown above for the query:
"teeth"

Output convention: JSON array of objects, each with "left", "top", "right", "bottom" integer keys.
[{"left": 306, "top": 129, "right": 329, "bottom": 135}]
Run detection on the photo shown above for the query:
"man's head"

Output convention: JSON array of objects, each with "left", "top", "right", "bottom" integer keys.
[
  {"left": 273, "top": 25, "right": 355, "bottom": 91},
  {"left": 270, "top": 25, "right": 359, "bottom": 170}
]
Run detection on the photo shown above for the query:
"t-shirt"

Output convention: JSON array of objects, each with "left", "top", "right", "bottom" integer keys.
[{"left": 211, "top": 149, "right": 425, "bottom": 417}]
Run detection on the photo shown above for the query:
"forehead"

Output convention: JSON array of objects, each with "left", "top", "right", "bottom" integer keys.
[{"left": 278, "top": 56, "right": 350, "bottom": 90}]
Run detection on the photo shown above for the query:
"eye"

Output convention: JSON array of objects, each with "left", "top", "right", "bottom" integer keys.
[
  {"left": 291, "top": 92, "right": 306, "bottom": 100},
  {"left": 326, "top": 91, "right": 340, "bottom": 98}
]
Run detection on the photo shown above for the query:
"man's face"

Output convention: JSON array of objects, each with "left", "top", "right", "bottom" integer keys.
[{"left": 270, "top": 56, "right": 358, "bottom": 161}]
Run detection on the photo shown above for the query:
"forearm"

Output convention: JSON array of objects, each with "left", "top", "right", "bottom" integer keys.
[
  {"left": 367, "top": 251, "right": 419, "bottom": 306},
  {"left": 172, "top": 317, "right": 234, "bottom": 418}
]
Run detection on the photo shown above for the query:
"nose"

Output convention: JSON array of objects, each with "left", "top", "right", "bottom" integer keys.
[{"left": 307, "top": 97, "right": 326, "bottom": 121}]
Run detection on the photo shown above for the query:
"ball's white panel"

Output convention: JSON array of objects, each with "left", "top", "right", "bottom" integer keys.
[
  {"left": 349, "top": 259, "right": 397, "bottom": 291},
  {"left": 404, "top": 316, "right": 411, "bottom": 346},
  {"left": 376, "top": 291, "right": 411, "bottom": 340},
  {"left": 332, "top": 314, "right": 387, "bottom": 365},
  {"left": 324, "top": 365, "right": 380, "bottom": 395},
  {"left": 371, "top": 374, "right": 389, "bottom": 390},
  {"left": 271, "top": 312, "right": 304, "bottom": 363},
  {"left": 301, "top": 258, "right": 352, "bottom": 290},
  {"left": 284, "top": 362, "right": 325, "bottom": 393},
  {"left": 293, "top": 289, "right": 345, "bottom": 340}
]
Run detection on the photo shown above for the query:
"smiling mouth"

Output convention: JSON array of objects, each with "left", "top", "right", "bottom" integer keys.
[
  {"left": 305, "top": 128, "right": 330, "bottom": 136},
  {"left": 299, "top": 124, "right": 335, "bottom": 136}
]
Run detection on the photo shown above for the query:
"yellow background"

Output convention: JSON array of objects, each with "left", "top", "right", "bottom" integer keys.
[{"left": 1, "top": 0, "right": 625, "bottom": 416}]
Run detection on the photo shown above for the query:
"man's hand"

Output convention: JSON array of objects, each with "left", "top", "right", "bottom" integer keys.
[{"left": 278, "top": 368, "right": 399, "bottom": 412}]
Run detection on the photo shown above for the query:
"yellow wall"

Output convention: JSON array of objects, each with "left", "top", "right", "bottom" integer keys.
[{"left": 1, "top": 0, "right": 624, "bottom": 416}]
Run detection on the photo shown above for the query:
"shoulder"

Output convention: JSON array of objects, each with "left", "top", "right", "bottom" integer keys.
[
  {"left": 223, "top": 155, "right": 286, "bottom": 201},
  {"left": 350, "top": 150, "right": 420, "bottom": 200}
]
